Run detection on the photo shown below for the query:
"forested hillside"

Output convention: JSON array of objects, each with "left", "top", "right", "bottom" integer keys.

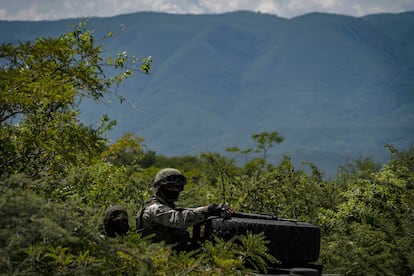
[
  {"left": 1, "top": 20, "right": 414, "bottom": 275},
  {"left": 1, "top": 11, "right": 413, "bottom": 176}
]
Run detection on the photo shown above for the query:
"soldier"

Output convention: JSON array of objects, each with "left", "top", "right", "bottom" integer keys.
[
  {"left": 136, "top": 168, "right": 232, "bottom": 251},
  {"left": 102, "top": 205, "right": 130, "bottom": 237}
]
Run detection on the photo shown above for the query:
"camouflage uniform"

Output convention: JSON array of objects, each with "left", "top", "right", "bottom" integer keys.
[
  {"left": 136, "top": 195, "right": 207, "bottom": 248},
  {"left": 136, "top": 168, "right": 231, "bottom": 250}
]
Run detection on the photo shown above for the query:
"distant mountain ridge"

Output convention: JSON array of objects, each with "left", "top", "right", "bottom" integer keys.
[{"left": 1, "top": 11, "right": 413, "bottom": 177}]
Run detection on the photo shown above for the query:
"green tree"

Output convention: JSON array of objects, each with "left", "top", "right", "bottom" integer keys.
[
  {"left": 0, "top": 22, "right": 151, "bottom": 177},
  {"left": 321, "top": 147, "right": 414, "bottom": 275},
  {"left": 251, "top": 131, "right": 284, "bottom": 162},
  {"left": 241, "top": 131, "right": 284, "bottom": 176},
  {"left": 102, "top": 133, "right": 145, "bottom": 166},
  {"left": 0, "top": 22, "right": 282, "bottom": 276},
  {"left": 337, "top": 156, "right": 382, "bottom": 185}
]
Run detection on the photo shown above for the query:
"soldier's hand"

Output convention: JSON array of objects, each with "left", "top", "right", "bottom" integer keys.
[{"left": 208, "top": 203, "right": 233, "bottom": 219}]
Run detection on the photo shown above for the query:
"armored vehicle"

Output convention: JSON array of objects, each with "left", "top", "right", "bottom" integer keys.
[{"left": 193, "top": 212, "right": 322, "bottom": 276}]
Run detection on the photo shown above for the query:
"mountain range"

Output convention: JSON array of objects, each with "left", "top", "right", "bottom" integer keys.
[{"left": 1, "top": 11, "right": 414, "bottom": 177}]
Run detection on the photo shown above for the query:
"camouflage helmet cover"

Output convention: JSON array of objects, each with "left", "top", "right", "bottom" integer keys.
[{"left": 153, "top": 168, "right": 187, "bottom": 189}]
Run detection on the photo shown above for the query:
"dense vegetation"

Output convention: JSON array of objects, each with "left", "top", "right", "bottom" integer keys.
[{"left": 1, "top": 24, "right": 413, "bottom": 275}]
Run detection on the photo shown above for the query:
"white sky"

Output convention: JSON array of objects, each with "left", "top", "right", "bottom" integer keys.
[{"left": 0, "top": 0, "right": 413, "bottom": 21}]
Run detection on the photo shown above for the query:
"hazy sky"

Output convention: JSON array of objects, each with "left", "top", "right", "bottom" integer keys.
[{"left": 1, "top": 0, "right": 413, "bottom": 21}]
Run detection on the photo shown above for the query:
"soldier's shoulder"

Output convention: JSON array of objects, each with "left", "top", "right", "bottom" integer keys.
[{"left": 145, "top": 201, "right": 170, "bottom": 213}]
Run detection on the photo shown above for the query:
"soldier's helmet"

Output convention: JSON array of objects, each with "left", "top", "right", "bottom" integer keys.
[
  {"left": 153, "top": 168, "right": 187, "bottom": 190},
  {"left": 103, "top": 205, "right": 129, "bottom": 237}
]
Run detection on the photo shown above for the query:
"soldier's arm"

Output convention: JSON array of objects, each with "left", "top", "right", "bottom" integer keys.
[{"left": 146, "top": 203, "right": 208, "bottom": 228}]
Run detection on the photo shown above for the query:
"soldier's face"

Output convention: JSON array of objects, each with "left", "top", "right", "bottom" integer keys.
[
  {"left": 160, "top": 184, "right": 184, "bottom": 202},
  {"left": 165, "top": 184, "right": 184, "bottom": 192}
]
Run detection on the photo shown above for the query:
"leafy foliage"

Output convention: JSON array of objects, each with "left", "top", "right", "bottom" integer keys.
[
  {"left": 320, "top": 147, "right": 414, "bottom": 275},
  {"left": 0, "top": 21, "right": 151, "bottom": 177}
]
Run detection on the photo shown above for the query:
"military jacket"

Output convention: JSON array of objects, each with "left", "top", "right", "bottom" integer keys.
[{"left": 136, "top": 195, "right": 207, "bottom": 246}]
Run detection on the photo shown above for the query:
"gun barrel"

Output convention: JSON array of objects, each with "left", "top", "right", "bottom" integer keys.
[{"left": 232, "top": 212, "right": 297, "bottom": 222}]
